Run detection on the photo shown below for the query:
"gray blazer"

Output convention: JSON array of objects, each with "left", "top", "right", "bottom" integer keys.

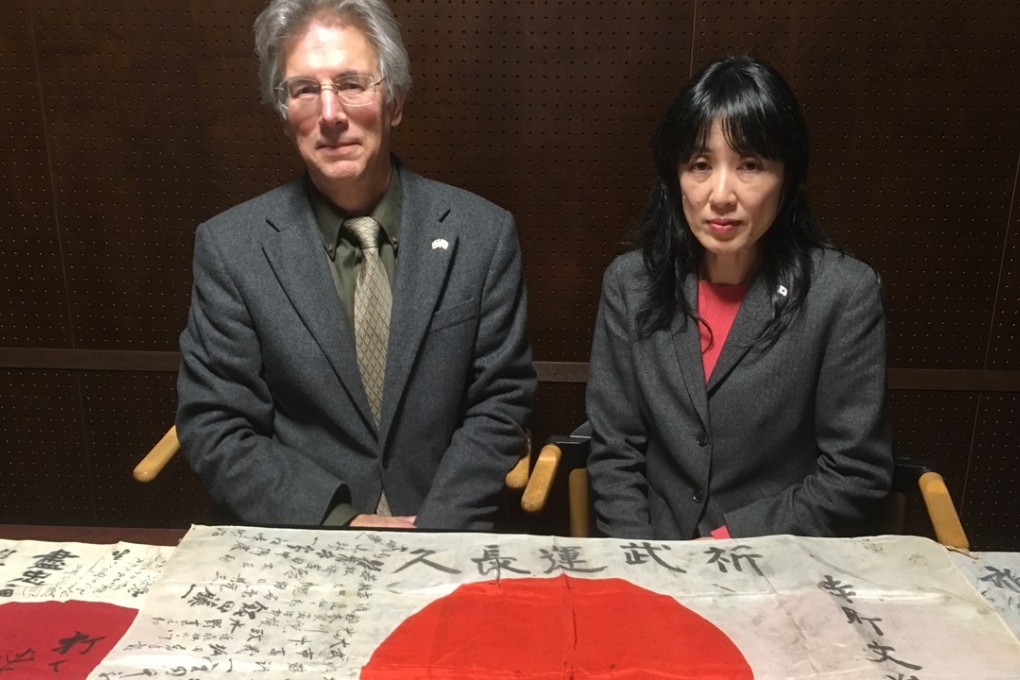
[
  {"left": 176, "top": 162, "right": 535, "bottom": 529},
  {"left": 586, "top": 248, "right": 892, "bottom": 539}
]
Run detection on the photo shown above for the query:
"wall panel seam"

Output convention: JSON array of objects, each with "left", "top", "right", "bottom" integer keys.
[{"left": 3, "top": 349, "right": 1020, "bottom": 392}]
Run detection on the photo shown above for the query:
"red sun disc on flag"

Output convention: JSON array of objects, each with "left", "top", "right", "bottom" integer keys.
[
  {"left": 362, "top": 575, "right": 754, "bottom": 678},
  {"left": 0, "top": 600, "right": 137, "bottom": 680}
]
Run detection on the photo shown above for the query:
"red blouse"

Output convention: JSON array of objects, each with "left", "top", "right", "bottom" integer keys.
[
  {"left": 697, "top": 279, "right": 749, "bottom": 539},
  {"left": 698, "top": 279, "right": 749, "bottom": 381}
]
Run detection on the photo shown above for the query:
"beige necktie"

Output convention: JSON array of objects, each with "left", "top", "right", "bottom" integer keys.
[{"left": 345, "top": 217, "right": 392, "bottom": 516}]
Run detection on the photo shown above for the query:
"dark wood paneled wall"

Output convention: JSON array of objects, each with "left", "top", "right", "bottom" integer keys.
[{"left": 1, "top": 1, "right": 1017, "bottom": 549}]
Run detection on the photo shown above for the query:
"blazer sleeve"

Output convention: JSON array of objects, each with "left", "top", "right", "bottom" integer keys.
[
  {"left": 724, "top": 264, "right": 894, "bottom": 537},
  {"left": 414, "top": 213, "right": 536, "bottom": 529},
  {"left": 585, "top": 258, "right": 656, "bottom": 538},
  {"left": 176, "top": 222, "right": 349, "bottom": 525}
]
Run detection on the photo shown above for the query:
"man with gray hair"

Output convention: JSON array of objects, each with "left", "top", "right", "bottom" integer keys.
[{"left": 176, "top": 0, "right": 535, "bottom": 529}]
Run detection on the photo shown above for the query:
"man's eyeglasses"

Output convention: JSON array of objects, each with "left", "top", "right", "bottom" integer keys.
[{"left": 276, "top": 74, "right": 385, "bottom": 111}]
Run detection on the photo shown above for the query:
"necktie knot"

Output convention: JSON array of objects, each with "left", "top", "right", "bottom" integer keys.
[{"left": 345, "top": 216, "right": 381, "bottom": 253}]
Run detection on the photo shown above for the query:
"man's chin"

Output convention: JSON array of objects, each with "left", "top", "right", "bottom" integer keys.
[{"left": 315, "top": 160, "right": 365, "bottom": 182}]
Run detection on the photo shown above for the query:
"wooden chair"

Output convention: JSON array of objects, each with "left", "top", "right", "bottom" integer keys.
[{"left": 521, "top": 423, "right": 970, "bottom": 550}]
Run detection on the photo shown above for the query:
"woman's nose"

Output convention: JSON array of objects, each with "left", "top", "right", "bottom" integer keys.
[{"left": 709, "top": 169, "right": 736, "bottom": 209}]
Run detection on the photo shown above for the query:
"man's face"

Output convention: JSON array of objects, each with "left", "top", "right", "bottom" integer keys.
[{"left": 281, "top": 19, "right": 402, "bottom": 208}]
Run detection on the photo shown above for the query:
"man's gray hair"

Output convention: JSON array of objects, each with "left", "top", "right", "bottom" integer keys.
[{"left": 253, "top": 0, "right": 411, "bottom": 116}]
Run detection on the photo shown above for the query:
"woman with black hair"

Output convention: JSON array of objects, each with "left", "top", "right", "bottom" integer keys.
[{"left": 586, "top": 56, "right": 893, "bottom": 540}]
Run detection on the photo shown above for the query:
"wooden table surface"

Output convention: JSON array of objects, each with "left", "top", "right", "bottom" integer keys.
[{"left": 0, "top": 523, "right": 188, "bottom": 546}]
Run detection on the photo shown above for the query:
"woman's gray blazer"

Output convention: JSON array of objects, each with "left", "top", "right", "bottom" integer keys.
[{"left": 586, "top": 248, "right": 893, "bottom": 539}]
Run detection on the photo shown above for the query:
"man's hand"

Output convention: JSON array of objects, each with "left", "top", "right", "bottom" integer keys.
[{"left": 349, "top": 514, "right": 417, "bottom": 529}]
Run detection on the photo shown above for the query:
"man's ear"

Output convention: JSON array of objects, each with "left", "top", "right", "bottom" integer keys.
[{"left": 389, "top": 97, "right": 404, "bottom": 127}]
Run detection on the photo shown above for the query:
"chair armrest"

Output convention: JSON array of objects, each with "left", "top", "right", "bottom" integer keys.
[
  {"left": 505, "top": 453, "right": 531, "bottom": 491},
  {"left": 893, "top": 456, "right": 969, "bottom": 550},
  {"left": 521, "top": 444, "right": 562, "bottom": 513},
  {"left": 133, "top": 426, "right": 180, "bottom": 483},
  {"left": 917, "top": 470, "right": 969, "bottom": 551}
]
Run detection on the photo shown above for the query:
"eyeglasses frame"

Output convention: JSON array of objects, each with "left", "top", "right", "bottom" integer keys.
[{"left": 275, "top": 74, "right": 386, "bottom": 111}]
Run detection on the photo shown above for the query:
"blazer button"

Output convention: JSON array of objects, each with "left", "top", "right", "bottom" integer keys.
[
  {"left": 696, "top": 433, "right": 709, "bottom": 447},
  {"left": 692, "top": 487, "right": 704, "bottom": 503}
]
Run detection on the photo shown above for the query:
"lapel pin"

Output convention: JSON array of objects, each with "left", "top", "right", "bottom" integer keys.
[
  {"left": 431, "top": 238, "right": 449, "bottom": 250},
  {"left": 777, "top": 285, "right": 789, "bottom": 297}
]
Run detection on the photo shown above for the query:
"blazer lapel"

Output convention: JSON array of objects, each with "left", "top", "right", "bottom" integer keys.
[
  {"left": 670, "top": 274, "right": 710, "bottom": 431},
  {"left": 705, "top": 275, "right": 772, "bottom": 394},
  {"left": 379, "top": 166, "right": 456, "bottom": 440},
  {"left": 260, "top": 181, "right": 376, "bottom": 428}
]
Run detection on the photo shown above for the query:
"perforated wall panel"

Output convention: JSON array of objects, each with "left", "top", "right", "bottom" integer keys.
[
  {"left": 694, "top": 0, "right": 1019, "bottom": 369},
  {"left": 969, "top": 394, "right": 1019, "bottom": 551},
  {"left": 988, "top": 194, "right": 1019, "bottom": 368},
  {"left": 0, "top": 4, "right": 69, "bottom": 348},
  {"left": 0, "top": 0, "right": 1016, "bottom": 546},
  {"left": 6, "top": 0, "right": 1017, "bottom": 365},
  {"left": 395, "top": 0, "right": 695, "bottom": 359},
  {"left": 81, "top": 372, "right": 215, "bottom": 525},
  {"left": 0, "top": 371, "right": 92, "bottom": 520},
  {"left": 531, "top": 382, "right": 588, "bottom": 448},
  {"left": 28, "top": 0, "right": 298, "bottom": 351}
]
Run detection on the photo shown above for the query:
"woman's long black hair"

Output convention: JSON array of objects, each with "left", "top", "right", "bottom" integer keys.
[{"left": 637, "top": 55, "right": 835, "bottom": 342}]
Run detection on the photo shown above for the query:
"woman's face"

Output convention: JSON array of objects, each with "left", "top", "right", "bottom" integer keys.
[{"left": 678, "top": 120, "right": 784, "bottom": 284}]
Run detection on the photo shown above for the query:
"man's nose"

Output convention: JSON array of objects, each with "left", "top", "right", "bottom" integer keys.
[{"left": 319, "top": 88, "right": 347, "bottom": 124}]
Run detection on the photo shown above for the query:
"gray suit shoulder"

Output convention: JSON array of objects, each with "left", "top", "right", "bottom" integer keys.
[
  {"left": 812, "top": 247, "right": 883, "bottom": 290},
  {"left": 401, "top": 169, "right": 514, "bottom": 230},
  {"left": 198, "top": 181, "right": 305, "bottom": 234},
  {"left": 604, "top": 249, "right": 644, "bottom": 279},
  {"left": 601, "top": 250, "right": 652, "bottom": 300}
]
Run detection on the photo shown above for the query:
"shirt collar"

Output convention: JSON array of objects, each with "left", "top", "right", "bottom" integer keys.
[{"left": 308, "top": 165, "right": 403, "bottom": 251}]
